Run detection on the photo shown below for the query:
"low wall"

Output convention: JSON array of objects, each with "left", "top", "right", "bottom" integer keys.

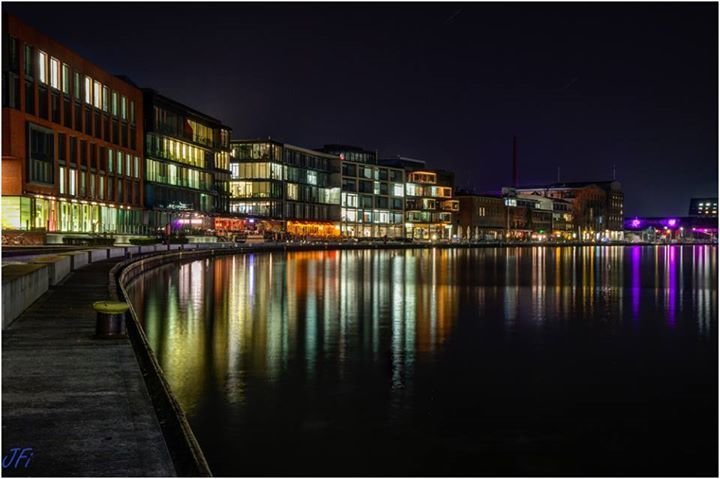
[
  {"left": 30, "top": 255, "right": 71, "bottom": 286},
  {"left": 88, "top": 248, "right": 107, "bottom": 262},
  {"left": 61, "top": 251, "right": 89, "bottom": 270},
  {"left": 2, "top": 263, "right": 49, "bottom": 329},
  {"left": 108, "top": 247, "right": 128, "bottom": 259}
]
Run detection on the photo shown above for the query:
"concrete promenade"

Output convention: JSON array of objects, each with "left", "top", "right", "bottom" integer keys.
[{"left": 2, "top": 258, "right": 175, "bottom": 476}]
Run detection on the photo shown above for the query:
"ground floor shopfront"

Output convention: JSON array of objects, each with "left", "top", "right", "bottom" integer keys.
[
  {"left": 2, "top": 195, "right": 144, "bottom": 235},
  {"left": 340, "top": 222, "right": 404, "bottom": 239},
  {"left": 405, "top": 222, "right": 454, "bottom": 240},
  {"left": 214, "top": 217, "right": 341, "bottom": 239}
]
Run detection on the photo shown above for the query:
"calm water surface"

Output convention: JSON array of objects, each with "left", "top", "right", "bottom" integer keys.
[{"left": 127, "top": 246, "right": 718, "bottom": 476}]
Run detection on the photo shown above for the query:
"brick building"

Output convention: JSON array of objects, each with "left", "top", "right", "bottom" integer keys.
[{"left": 2, "top": 14, "right": 144, "bottom": 235}]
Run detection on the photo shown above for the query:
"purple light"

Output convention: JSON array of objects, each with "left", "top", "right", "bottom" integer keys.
[
  {"left": 631, "top": 219, "right": 641, "bottom": 228},
  {"left": 667, "top": 219, "right": 677, "bottom": 227}
]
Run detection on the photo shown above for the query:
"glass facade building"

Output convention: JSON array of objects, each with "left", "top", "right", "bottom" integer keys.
[
  {"left": 319, "top": 145, "right": 405, "bottom": 239},
  {"left": 403, "top": 170, "right": 459, "bottom": 240},
  {"left": 142, "top": 90, "right": 231, "bottom": 232},
  {"left": 2, "top": 14, "right": 144, "bottom": 235},
  {"left": 229, "top": 140, "right": 341, "bottom": 238}
]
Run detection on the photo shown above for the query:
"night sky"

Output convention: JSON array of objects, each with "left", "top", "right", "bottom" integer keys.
[{"left": 5, "top": 2, "right": 718, "bottom": 216}]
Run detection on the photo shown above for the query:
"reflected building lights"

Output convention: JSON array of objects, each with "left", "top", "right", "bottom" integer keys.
[{"left": 125, "top": 245, "right": 717, "bottom": 447}]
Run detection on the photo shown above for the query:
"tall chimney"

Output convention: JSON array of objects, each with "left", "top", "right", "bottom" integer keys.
[{"left": 512, "top": 136, "right": 518, "bottom": 188}]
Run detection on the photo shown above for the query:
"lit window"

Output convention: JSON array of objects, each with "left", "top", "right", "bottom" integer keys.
[
  {"left": 111, "top": 92, "right": 118, "bottom": 116},
  {"left": 49, "top": 57, "right": 60, "bottom": 89},
  {"left": 68, "top": 168, "right": 77, "bottom": 196},
  {"left": 61, "top": 63, "right": 70, "bottom": 94},
  {"left": 125, "top": 154, "right": 130, "bottom": 176},
  {"left": 121, "top": 96, "right": 127, "bottom": 120},
  {"left": 93, "top": 80, "right": 101, "bottom": 108},
  {"left": 117, "top": 151, "right": 123, "bottom": 175},
  {"left": 307, "top": 171, "right": 317, "bottom": 185},
  {"left": 129, "top": 101, "right": 135, "bottom": 124},
  {"left": 37, "top": 50, "right": 48, "bottom": 84},
  {"left": 134, "top": 156, "right": 139, "bottom": 178},
  {"left": 108, "top": 149, "right": 114, "bottom": 173},
  {"left": 59, "top": 166, "right": 66, "bottom": 194},
  {"left": 84, "top": 76, "right": 92, "bottom": 104}
]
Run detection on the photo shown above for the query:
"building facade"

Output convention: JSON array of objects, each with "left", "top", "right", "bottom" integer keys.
[
  {"left": 514, "top": 180, "right": 624, "bottom": 240},
  {"left": 319, "top": 145, "right": 405, "bottom": 239},
  {"left": 689, "top": 197, "right": 718, "bottom": 217},
  {"left": 456, "top": 193, "right": 507, "bottom": 240},
  {"left": 228, "top": 140, "right": 341, "bottom": 238},
  {"left": 2, "top": 14, "right": 144, "bottom": 235},
  {"left": 142, "top": 89, "right": 231, "bottom": 233},
  {"left": 403, "top": 169, "right": 458, "bottom": 240}
]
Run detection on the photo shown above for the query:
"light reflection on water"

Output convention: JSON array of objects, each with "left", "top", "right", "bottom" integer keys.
[{"left": 127, "top": 246, "right": 717, "bottom": 476}]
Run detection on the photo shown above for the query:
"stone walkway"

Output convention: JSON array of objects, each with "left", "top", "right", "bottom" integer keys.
[{"left": 2, "top": 259, "right": 175, "bottom": 476}]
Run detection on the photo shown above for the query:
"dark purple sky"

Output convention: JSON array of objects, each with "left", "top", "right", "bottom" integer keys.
[{"left": 6, "top": 2, "right": 718, "bottom": 216}]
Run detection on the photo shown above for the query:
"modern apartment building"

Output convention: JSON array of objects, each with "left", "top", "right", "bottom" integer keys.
[
  {"left": 319, "top": 145, "right": 405, "bottom": 239},
  {"left": 379, "top": 157, "right": 459, "bottom": 240},
  {"left": 228, "top": 139, "right": 341, "bottom": 238},
  {"left": 142, "top": 89, "right": 231, "bottom": 233},
  {"left": 2, "top": 14, "right": 144, "bottom": 235}
]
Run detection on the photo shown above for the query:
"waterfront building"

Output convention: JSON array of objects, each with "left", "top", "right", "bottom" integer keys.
[
  {"left": 513, "top": 180, "right": 624, "bottom": 240},
  {"left": 551, "top": 197, "right": 575, "bottom": 238},
  {"left": 689, "top": 197, "right": 717, "bottom": 217},
  {"left": 378, "top": 157, "right": 458, "bottom": 240},
  {"left": 456, "top": 193, "right": 506, "bottom": 240},
  {"left": 318, "top": 145, "right": 405, "bottom": 238},
  {"left": 2, "top": 14, "right": 144, "bottom": 237},
  {"left": 228, "top": 139, "right": 341, "bottom": 238},
  {"left": 142, "top": 89, "right": 231, "bottom": 234}
]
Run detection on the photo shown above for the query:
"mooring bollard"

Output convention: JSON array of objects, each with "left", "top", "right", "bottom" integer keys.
[{"left": 92, "top": 301, "right": 130, "bottom": 339}]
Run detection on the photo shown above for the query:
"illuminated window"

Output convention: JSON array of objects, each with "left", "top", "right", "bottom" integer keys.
[
  {"left": 93, "top": 81, "right": 101, "bottom": 108},
  {"left": 125, "top": 154, "right": 130, "bottom": 177},
  {"left": 287, "top": 183, "right": 298, "bottom": 200},
  {"left": 108, "top": 149, "right": 114, "bottom": 173},
  {"left": 61, "top": 63, "right": 70, "bottom": 94},
  {"left": 120, "top": 96, "right": 127, "bottom": 120},
  {"left": 307, "top": 171, "right": 317, "bottom": 185},
  {"left": 37, "top": 50, "right": 48, "bottom": 84},
  {"left": 134, "top": 156, "right": 139, "bottom": 178},
  {"left": 84, "top": 76, "right": 92, "bottom": 104},
  {"left": 111, "top": 92, "right": 118, "bottom": 116},
  {"left": 49, "top": 57, "right": 60, "bottom": 89},
  {"left": 129, "top": 101, "right": 135, "bottom": 124},
  {"left": 59, "top": 166, "right": 66, "bottom": 194},
  {"left": 68, "top": 168, "right": 77, "bottom": 196},
  {"left": 117, "top": 151, "right": 123, "bottom": 175}
]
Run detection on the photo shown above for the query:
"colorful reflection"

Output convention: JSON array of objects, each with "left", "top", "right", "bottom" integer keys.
[{"left": 126, "top": 245, "right": 717, "bottom": 476}]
